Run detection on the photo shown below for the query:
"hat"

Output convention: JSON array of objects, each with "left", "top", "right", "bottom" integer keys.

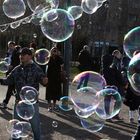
[{"left": 20, "top": 47, "right": 32, "bottom": 55}]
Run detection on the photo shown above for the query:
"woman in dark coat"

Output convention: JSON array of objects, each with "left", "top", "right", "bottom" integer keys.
[{"left": 46, "top": 47, "right": 64, "bottom": 110}]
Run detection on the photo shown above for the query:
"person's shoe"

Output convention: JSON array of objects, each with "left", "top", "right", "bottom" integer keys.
[
  {"left": 47, "top": 107, "right": 53, "bottom": 112},
  {"left": 130, "top": 118, "right": 134, "bottom": 123},
  {"left": 0, "top": 102, "right": 7, "bottom": 109}
]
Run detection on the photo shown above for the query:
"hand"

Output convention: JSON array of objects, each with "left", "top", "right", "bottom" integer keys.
[{"left": 42, "top": 77, "right": 48, "bottom": 85}]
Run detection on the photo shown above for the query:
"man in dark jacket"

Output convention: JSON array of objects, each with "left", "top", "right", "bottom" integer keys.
[{"left": 78, "top": 45, "right": 92, "bottom": 72}]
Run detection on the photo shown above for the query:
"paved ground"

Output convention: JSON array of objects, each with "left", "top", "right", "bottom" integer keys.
[{"left": 0, "top": 85, "right": 138, "bottom": 140}]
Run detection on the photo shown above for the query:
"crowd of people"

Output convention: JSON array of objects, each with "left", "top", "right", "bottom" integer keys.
[
  {"left": 78, "top": 45, "right": 140, "bottom": 140},
  {"left": 0, "top": 41, "right": 64, "bottom": 140},
  {"left": 0, "top": 42, "right": 139, "bottom": 140}
]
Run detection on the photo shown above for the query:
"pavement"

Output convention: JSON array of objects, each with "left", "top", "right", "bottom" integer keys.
[{"left": 0, "top": 84, "right": 138, "bottom": 140}]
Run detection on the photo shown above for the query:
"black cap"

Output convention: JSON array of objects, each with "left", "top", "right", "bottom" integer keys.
[{"left": 20, "top": 47, "right": 32, "bottom": 55}]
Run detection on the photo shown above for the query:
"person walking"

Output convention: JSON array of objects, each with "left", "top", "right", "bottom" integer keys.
[
  {"left": 0, "top": 47, "right": 48, "bottom": 140},
  {"left": 0, "top": 45, "right": 21, "bottom": 109},
  {"left": 78, "top": 45, "right": 92, "bottom": 72},
  {"left": 45, "top": 47, "right": 64, "bottom": 111}
]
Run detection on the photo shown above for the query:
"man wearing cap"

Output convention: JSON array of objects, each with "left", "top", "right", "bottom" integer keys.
[{"left": 0, "top": 47, "right": 48, "bottom": 140}]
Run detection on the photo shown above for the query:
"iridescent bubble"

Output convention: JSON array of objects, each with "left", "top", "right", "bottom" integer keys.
[
  {"left": 0, "top": 24, "right": 9, "bottom": 32},
  {"left": 20, "top": 86, "right": 39, "bottom": 104},
  {"left": 52, "top": 121, "right": 58, "bottom": 128},
  {"left": 70, "top": 71, "right": 106, "bottom": 111},
  {"left": 0, "top": 61, "right": 9, "bottom": 73},
  {"left": 80, "top": 113, "right": 105, "bottom": 133},
  {"left": 6, "top": 119, "right": 22, "bottom": 135},
  {"left": 34, "top": 48, "right": 50, "bottom": 65},
  {"left": 3, "top": 0, "right": 26, "bottom": 19},
  {"left": 123, "top": 26, "right": 140, "bottom": 58},
  {"left": 74, "top": 106, "right": 95, "bottom": 118},
  {"left": 16, "top": 121, "right": 32, "bottom": 138},
  {"left": 95, "top": 88, "right": 122, "bottom": 119},
  {"left": 58, "top": 96, "right": 73, "bottom": 111},
  {"left": 16, "top": 100, "right": 35, "bottom": 120},
  {"left": 127, "top": 52, "right": 140, "bottom": 95},
  {"left": 40, "top": 8, "right": 75, "bottom": 42},
  {"left": 67, "top": 6, "right": 83, "bottom": 20},
  {"left": 10, "top": 20, "right": 21, "bottom": 29},
  {"left": 81, "top": 0, "right": 98, "bottom": 14}
]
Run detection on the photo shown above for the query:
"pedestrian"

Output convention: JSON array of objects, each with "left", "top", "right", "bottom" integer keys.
[
  {"left": 45, "top": 47, "right": 64, "bottom": 111},
  {"left": 131, "top": 50, "right": 140, "bottom": 140},
  {"left": 112, "top": 49, "right": 122, "bottom": 70},
  {"left": 0, "top": 47, "right": 48, "bottom": 140},
  {"left": 101, "top": 49, "right": 113, "bottom": 74},
  {"left": 103, "top": 61, "right": 125, "bottom": 120},
  {"left": 0, "top": 45, "right": 21, "bottom": 109},
  {"left": 124, "top": 83, "right": 140, "bottom": 123},
  {"left": 78, "top": 45, "right": 92, "bottom": 72}
]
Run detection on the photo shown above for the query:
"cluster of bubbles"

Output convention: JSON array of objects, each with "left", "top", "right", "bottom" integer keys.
[
  {"left": 123, "top": 26, "right": 140, "bottom": 96},
  {"left": 6, "top": 86, "right": 38, "bottom": 139},
  {"left": 53, "top": 71, "right": 122, "bottom": 133},
  {"left": 0, "top": 0, "right": 107, "bottom": 42}
]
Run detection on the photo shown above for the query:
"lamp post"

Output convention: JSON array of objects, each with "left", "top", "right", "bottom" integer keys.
[{"left": 63, "top": 0, "right": 72, "bottom": 96}]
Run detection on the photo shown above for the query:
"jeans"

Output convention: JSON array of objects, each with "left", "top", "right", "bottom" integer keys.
[
  {"left": 3, "top": 85, "right": 15, "bottom": 104},
  {"left": 12, "top": 103, "right": 41, "bottom": 140}
]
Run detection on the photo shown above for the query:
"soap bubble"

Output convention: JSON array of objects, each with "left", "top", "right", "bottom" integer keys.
[
  {"left": 3, "top": 0, "right": 26, "bottom": 19},
  {"left": 40, "top": 8, "right": 75, "bottom": 42}
]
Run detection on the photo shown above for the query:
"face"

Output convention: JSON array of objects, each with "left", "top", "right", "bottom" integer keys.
[
  {"left": 116, "top": 52, "right": 122, "bottom": 59},
  {"left": 8, "top": 43, "right": 15, "bottom": 50},
  {"left": 20, "top": 54, "right": 32, "bottom": 64},
  {"left": 51, "top": 49, "right": 58, "bottom": 56}
]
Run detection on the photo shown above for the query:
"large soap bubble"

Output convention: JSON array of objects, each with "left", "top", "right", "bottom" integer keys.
[
  {"left": 123, "top": 26, "right": 140, "bottom": 58},
  {"left": 67, "top": 6, "right": 83, "bottom": 20},
  {"left": 6, "top": 119, "right": 22, "bottom": 135},
  {"left": 70, "top": 71, "right": 106, "bottom": 112},
  {"left": 34, "top": 48, "right": 50, "bottom": 65},
  {"left": 58, "top": 96, "right": 73, "bottom": 111},
  {"left": 16, "top": 121, "right": 32, "bottom": 138},
  {"left": 95, "top": 88, "right": 122, "bottom": 119},
  {"left": 0, "top": 61, "right": 9, "bottom": 73},
  {"left": 40, "top": 8, "right": 75, "bottom": 42},
  {"left": 81, "top": 0, "right": 98, "bottom": 14},
  {"left": 3, "top": 0, "right": 26, "bottom": 19},
  {"left": 20, "top": 86, "right": 39, "bottom": 104},
  {"left": 127, "top": 52, "right": 140, "bottom": 95},
  {"left": 16, "top": 100, "right": 35, "bottom": 120}
]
